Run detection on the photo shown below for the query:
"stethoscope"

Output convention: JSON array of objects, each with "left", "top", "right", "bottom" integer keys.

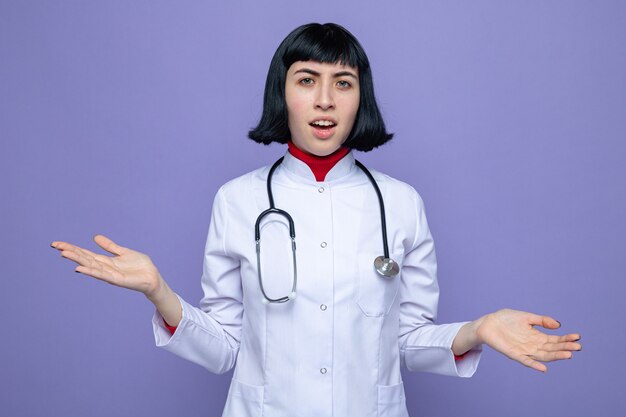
[{"left": 255, "top": 156, "right": 399, "bottom": 304}]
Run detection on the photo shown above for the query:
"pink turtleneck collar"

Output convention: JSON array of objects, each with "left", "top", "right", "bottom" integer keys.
[{"left": 287, "top": 140, "right": 350, "bottom": 182}]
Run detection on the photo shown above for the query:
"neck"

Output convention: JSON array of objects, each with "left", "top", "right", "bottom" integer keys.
[{"left": 287, "top": 140, "right": 350, "bottom": 182}]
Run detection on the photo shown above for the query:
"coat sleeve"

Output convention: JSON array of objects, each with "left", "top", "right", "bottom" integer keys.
[
  {"left": 398, "top": 189, "right": 482, "bottom": 377},
  {"left": 151, "top": 186, "right": 242, "bottom": 374}
]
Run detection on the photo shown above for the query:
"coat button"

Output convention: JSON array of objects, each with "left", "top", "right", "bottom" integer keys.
[
  {"left": 318, "top": 187, "right": 325, "bottom": 193},
  {"left": 320, "top": 368, "right": 327, "bottom": 374},
  {"left": 320, "top": 304, "right": 327, "bottom": 311},
  {"left": 320, "top": 242, "right": 327, "bottom": 248}
]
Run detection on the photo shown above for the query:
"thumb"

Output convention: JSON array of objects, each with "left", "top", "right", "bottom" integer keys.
[
  {"left": 532, "top": 314, "right": 561, "bottom": 330},
  {"left": 93, "top": 234, "right": 126, "bottom": 256}
]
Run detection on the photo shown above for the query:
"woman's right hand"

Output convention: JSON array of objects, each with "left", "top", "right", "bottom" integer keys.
[{"left": 51, "top": 234, "right": 163, "bottom": 298}]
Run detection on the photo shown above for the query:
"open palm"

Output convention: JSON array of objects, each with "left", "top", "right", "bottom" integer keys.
[
  {"left": 476, "top": 308, "right": 582, "bottom": 372},
  {"left": 51, "top": 234, "right": 161, "bottom": 296}
]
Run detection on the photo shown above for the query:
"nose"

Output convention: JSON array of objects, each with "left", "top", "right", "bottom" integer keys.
[{"left": 314, "top": 82, "right": 335, "bottom": 110}]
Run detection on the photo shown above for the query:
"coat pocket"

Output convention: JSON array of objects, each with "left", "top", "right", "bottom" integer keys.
[
  {"left": 378, "top": 381, "right": 408, "bottom": 417},
  {"left": 222, "top": 378, "right": 264, "bottom": 416},
  {"left": 356, "top": 251, "right": 402, "bottom": 317}
]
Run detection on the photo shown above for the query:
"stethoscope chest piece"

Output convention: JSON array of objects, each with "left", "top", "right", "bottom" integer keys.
[{"left": 374, "top": 256, "right": 399, "bottom": 278}]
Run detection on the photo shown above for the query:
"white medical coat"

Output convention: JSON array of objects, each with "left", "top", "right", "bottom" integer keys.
[{"left": 152, "top": 150, "right": 482, "bottom": 417}]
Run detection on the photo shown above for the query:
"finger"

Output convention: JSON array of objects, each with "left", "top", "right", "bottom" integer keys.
[
  {"left": 60, "top": 249, "right": 100, "bottom": 270},
  {"left": 540, "top": 341, "right": 582, "bottom": 353},
  {"left": 50, "top": 241, "right": 87, "bottom": 254},
  {"left": 93, "top": 234, "right": 126, "bottom": 256},
  {"left": 74, "top": 264, "right": 111, "bottom": 282},
  {"left": 52, "top": 241, "right": 111, "bottom": 264},
  {"left": 53, "top": 240, "right": 120, "bottom": 267},
  {"left": 545, "top": 333, "right": 582, "bottom": 344},
  {"left": 532, "top": 350, "right": 574, "bottom": 362},
  {"left": 73, "top": 245, "right": 116, "bottom": 266},
  {"left": 74, "top": 262, "right": 124, "bottom": 286},
  {"left": 515, "top": 354, "right": 548, "bottom": 373},
  {"left": 527, "top": 313, "right": 561, "bottom": 330},
  {"left": 61, "top": 249, "right": 121, "bottom": 280}
]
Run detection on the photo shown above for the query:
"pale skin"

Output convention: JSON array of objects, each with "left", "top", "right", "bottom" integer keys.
[{"left": 51, "top": 60, "right": 581, "bottom": 373}]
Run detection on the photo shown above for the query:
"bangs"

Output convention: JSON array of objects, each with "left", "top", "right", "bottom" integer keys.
[
  {"left": 248, "top": 22, "right": 393, "bottom": 151},
  {"left": 282, "top": 24, "right": 367, "bottom": 71}
]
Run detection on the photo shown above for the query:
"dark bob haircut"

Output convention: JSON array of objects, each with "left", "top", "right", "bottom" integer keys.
[{"left": 248, "top": 23, "right": 393, "bottom": 152}]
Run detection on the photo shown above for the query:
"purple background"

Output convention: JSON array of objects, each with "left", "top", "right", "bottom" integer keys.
[{"left": 2, "top": 1, "right": 624, "bottom": 416}]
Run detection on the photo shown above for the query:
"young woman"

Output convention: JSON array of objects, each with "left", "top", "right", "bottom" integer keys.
[{"left": 51, "top": 23, "right": 581, "bottom": 417}]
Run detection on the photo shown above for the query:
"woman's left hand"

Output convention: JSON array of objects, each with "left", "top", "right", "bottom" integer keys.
[{"left": 475, "top": 308, "right": 582, "bottom": 372}]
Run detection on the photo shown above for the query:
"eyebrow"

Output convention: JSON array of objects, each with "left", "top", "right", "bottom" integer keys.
[{"left": 293, "top": 68, "right": 358, "bottom": 80}]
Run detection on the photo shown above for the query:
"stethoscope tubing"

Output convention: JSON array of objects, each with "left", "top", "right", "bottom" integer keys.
[
  {"left": 255, "top": 155, "right": 395, "bottom": 304},
  {"left": 354, "top": 159, "right": 390, "bottom": 260}
]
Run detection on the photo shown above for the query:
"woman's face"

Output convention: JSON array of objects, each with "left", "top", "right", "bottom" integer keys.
[{"left": 285, "top": 60, "right": 360, "bottom": 156}]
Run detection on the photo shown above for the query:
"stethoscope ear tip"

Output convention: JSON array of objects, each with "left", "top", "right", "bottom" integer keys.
[
  {"left": 261, "top": 297, "right": 270, "bottom": 305},
  {"left": 288, "top": 291, "right": 297, "bottom": 300}
]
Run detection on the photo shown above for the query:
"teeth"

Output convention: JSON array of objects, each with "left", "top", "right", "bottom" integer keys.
[{"left": 312, "top": 120, "right": 335, "bottom": 127}]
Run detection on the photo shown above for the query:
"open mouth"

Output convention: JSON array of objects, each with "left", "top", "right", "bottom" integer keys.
[
  {"left": 309, "top": 120, "right": 337, "bottom": 139},
  {"left": 309, "top": 120, "right": 337, "bottom": 130}
]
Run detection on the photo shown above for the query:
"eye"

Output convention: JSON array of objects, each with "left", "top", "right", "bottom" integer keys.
[
  {"left": 337, "top": 80, "right": 352, "bottom": 89},
  {"left": 299, "top": 77, "right": 314, "bottom": 85}
]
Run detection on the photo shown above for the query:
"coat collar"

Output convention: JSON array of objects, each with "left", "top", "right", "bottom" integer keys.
[{"left": 280, "top": 148, "right": 357, "bottom": 183}]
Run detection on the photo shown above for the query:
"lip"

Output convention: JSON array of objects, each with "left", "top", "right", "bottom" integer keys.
[
  {"left": 309, "top": 117, "right": 338, "bottom": 125},
  {"left": 310, "top": 124, "right": 336, "bottom": 139}
]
